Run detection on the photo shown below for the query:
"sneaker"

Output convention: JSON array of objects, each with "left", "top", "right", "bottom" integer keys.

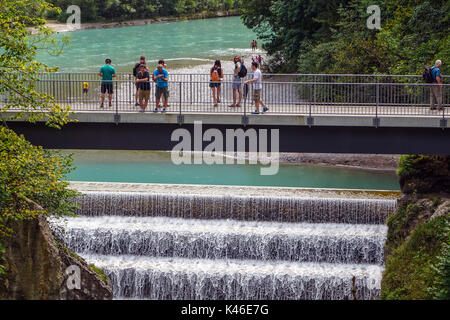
[
  {"left": 153, "top": 108, "right": 159, "bottom": 113},
  {"left": 139, "top": 109, "right": 145, "bottom": 113},
  {"left": 162, "top": 108, "right": 167, "bottom": 113},
  {"left": 213, "top": 103, "right": 218, "bottom": 108},
  {"left": 251, "top": 110, "right": 260, "bottom": 115},
  {"left": 262, "top": 107, "right": 269, "bottom": 113},
  {"left": 109, "top": 103, "right": 112, "bottom": 108},
  {"left": 135, "top": 102, "right": 140, "bottom": 107},
  {"left": 228, "top": 104, "right": 236, "bottom": 108},
  {"left": 217, "top": 98, "right": 221, "bottom": 103},
  {"left": 236, "top": 104, "right": 242, "bottom": 108},
  {"left": 100, "top": 104, "right": 104, "bottom": 108}
]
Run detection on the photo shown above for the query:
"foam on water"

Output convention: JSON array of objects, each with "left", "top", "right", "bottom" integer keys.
[
  {"left": 53, "top": 216, "right": 387, "bottom": 264},
  {"left": 55, "top": 189, "right": 396, "bottom": 300},
  {"left": 83, "top": 255, "right": 383, "bottom": 300}
]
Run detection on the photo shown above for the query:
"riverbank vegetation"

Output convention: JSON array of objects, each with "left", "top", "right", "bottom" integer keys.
[
  {"left": 242, "top": 0, "right": 449, "bottom": 74},
  {"left": 1, "top": 0, "right": 75, "bottom": 248},
  {"left": 1, "top": 1, "right": 111, "bottom": 297},
  {"left": 381, "top": 156, "right": 450, "bottom": 299},
  {"left": 47, "top": 0, "right": 243, "bottom": 22}
]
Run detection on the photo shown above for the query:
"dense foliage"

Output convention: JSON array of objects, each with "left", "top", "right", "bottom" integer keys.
[
  {"left": 382, "top": 198, "right": 449, "bottom": 299},
  {"left": 430, "top": 220, "right": 450, "bottom": 299},
  {"left": 1, "top": 0, "right": 78, "bottom": 275},
  {"left": 242, "top": 0, "right": 449, "bottom": 74},
  {"left": 47, "top": 0, "right": 242, "bottom": 22},
  {"left": 0, "top": 0, "right": 72, "bottom": 127},
  {"left": 397, "top": 155, "right": 450, "bottom": 194},
  {"left": 0, "top": 127, "right": 79, "bottom": 238}
]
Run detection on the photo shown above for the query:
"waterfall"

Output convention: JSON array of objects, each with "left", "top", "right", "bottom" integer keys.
[
  {"left": 74, "top": 191, "right": 396, "bottom": 224},
  {"left": 53, "top": 189, "right": 396, "bottom": 300}
]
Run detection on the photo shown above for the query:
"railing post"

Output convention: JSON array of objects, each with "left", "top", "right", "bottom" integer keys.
[
  {"left": 52, "top": 80, "right": 56, "bottom": 101},
  {"left": 307, "top": 83, "right": 313, "bottom": 127},
  {"left": 178, "top": 81, "right": 184, "bottom": 125},
  {"left": 374, "top": 81, "right": 380, "bottom": 127},
  {"left": 129, "top": 74, "right": 132, "bottom": 104},
  {"left": 68, "top": 73, "right": 71, "bottom": 105},
  {"left": 114, "top": 80, "right": 120, "bottom": 125},
  {"left": 189, "top": 74, "right": 192, "bottom": 105}
]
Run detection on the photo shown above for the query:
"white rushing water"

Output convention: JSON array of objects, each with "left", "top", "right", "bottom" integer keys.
[
  {"left": 74, "top": 191, "right": 396, "bottom": 224},
  {"left": 53, "top": 189, "right": 397, "bottom": 300},
  {"left": 53, "top": 216, "right": 387, "bottom": 264},
  {"left": 82, "top": 255, "right": 383, "bottom": 300}
]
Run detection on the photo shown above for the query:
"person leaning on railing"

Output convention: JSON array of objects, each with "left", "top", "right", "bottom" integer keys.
[
  {"left": 135, "top": 64, "right": 151, "bottom": 113},
  {"left": 152, "top": 64, "right": 169, "bottom": 113},
  {"left": 430, "top": 60, "right": 443, "bottom": 111}
]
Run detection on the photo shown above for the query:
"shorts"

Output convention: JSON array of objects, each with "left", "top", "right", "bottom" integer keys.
[
  {"left": 101, "top": 83, "right": 113, "bottom": 94},
  {"left": 209, "top": 82, "right": 221, "bottom": 88},
  {"left": 135, "top": 82, "right": 139, "bottom": 90},
  {"left": 253, "top": 89, "right": 262, "bottom": 102},
  {"left": 156, "top": 86, "right": 169, "bottom": 99},
  {"left": 139, "top": 89, "right": 150, "bottom": 101},
  {"left": 82, "top": 88, "right": 88, "bottom": 94},
  {"left": 232, "top": 78, "right": 242, "bottom": 90}
]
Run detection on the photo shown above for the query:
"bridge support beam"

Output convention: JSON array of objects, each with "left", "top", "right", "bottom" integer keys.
[{"left": 6, "top": 121, "right": 450, "bottom": 155}]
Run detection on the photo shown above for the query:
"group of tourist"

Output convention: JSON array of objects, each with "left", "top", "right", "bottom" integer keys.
[
  {"left": 97, "top": 54, "right": 269, "bottom": 114},
  {"left": 252, "top": 55, "right": 263, "bottom": 65},
  {"left": 251, "top": 40, "right": 258, "bottom": 51},
  {"left": 96, "top": 57, "right": 443, "bottom": 113}
]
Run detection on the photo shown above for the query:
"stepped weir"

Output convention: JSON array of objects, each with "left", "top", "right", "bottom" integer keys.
[{"left": 53, "top": 184, "right": 398, "bottom": 300}]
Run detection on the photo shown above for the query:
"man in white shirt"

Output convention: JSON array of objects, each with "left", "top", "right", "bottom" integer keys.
[{"left": 244, "top": 62, "right": 269, "bottom": 114}]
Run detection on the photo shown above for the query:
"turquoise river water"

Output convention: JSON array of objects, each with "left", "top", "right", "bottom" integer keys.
[
  {"left": 64, "top": 150, "right": 400, "bottom": 190},
  {"left": 38, "top": 16, "right": 259, "bottom": 72}
]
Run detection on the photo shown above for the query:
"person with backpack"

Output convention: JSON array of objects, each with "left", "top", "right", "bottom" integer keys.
[
  {"left": 425, "top": 60, "right": 443, "bottom": 111},
  {"left": 133, "top": 56, "right": 147, "bottom": 107},
  {"left": 229, "top": 56, "right": 247, "bottom": 108},
  {"left": 210, "top": 60, "right": 223, "bottom": 107}
]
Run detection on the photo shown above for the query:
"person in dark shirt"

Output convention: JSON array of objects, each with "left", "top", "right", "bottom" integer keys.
[
  {"left": 135, "top": 64, "right": 151, "bottom": 112},
  {"left": 133, "top": 56, "right": 147, "bottom": 107}
]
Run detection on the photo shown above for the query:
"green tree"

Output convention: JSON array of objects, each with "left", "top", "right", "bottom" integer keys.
[
  {"left": 0, "top": 0, "right": 79, "bottom": 273},
  {"left": 242, "top": 0, "right": 449, "bottom": 75},
  {"left": 0, "top": 0, "right": 71, "bottom": 127}
]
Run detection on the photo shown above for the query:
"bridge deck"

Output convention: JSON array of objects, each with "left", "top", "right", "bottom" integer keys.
[{"left": 53, "top": 101, "right": 449, "bottom": 116}]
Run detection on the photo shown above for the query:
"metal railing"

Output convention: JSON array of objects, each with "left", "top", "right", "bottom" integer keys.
[
  {"left": 37, "top": 72, "right": 448, "bottom": 84},
  {"left": 1, "top": 76, "right": 449, "bottom": 119}
]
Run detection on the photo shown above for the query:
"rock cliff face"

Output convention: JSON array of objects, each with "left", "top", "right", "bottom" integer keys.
[{"left": 0, "top": 215, "right": 112, "bottom": 300}]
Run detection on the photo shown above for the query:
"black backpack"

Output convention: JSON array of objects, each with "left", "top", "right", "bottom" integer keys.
[
  {"left": 133, "top": 63, "right": 140, "bottom": 78},
  {"left": 238, "top": 63, "right": 248, "bottom": 78},
  {"left": 423, "top": 66, "right": 435, "bottom": 83}
]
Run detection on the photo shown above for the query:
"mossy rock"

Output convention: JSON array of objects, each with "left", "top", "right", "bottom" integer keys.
[{"left": 398, "top": 155, "right": 450, "bottom": 194}]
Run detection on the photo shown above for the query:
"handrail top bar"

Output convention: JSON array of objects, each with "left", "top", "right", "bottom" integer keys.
[
  {"left": 36, "top": 79, "right": 450, "bottom": 86},
  {"left": 45, "top": 72, "right": 448, "bottom": 78}
]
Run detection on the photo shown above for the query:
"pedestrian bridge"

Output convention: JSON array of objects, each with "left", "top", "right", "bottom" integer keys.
[{"left": 3, "top": 73, "right": 450, "bottom": 155}]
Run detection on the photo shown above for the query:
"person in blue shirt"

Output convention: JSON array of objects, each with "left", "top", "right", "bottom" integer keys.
[
  {"left": 98, "top": 58, "right": 116, "bottom": 108},
  {"left": 430, "top": 60, "right": 443, "bottom": 111},
  {"left": 152, "top": 64, "right": 169, "bottom": 113}
]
